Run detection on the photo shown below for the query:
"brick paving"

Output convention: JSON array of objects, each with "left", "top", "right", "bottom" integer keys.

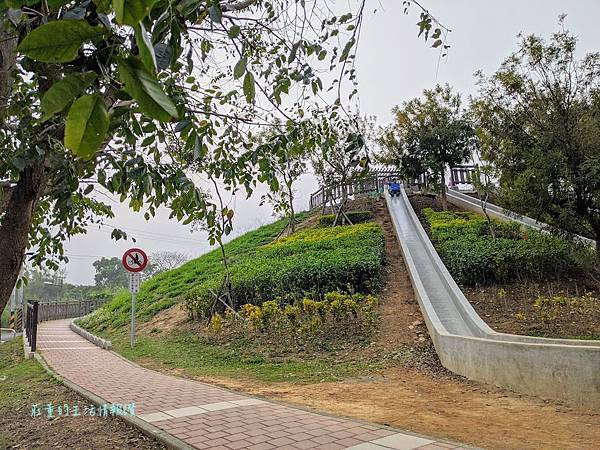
[{"left": 37, "top": 320, "right": 469, "bottom": 450}]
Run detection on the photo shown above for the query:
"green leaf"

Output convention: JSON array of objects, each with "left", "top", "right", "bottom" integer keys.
[
  {"left": 17, "top": 20, "right": 104, "bottom": 63},
  {"left": 339, "top": 37, "right": 356, "bottom": 62},
  {"left": 92, "top": 0, "right": 112, "bottom": 13},
  {"left": 207, "top": 3, "right": 222, "bottom": 23},
  {"left": 233, "top": 57, "right": 246, "bottom": 79},
  {"left": 134, "top": 23, "right": 157, "bottom": 72},
  {"left": 47, "top": 0, "right": 73, "bottom": 9},
  {"left": 431, "top": 39, "right": 443, "bottom": 48},
  {"left": 113, "top": 0, "right": 158, "bottom": 26},
  {"left": 243, "top": 72, "right": 256, "bottom": 103},
  {"left": 41, "top": 72, "right": 97, "bottom": 122},
  {"left": 288, "top": 41, "right": 301, "bottom": 63},
  {"left": 118, "top": 57, "right": 178, "bottom": 121},
  {"left": 228, "top": 25, "right": 241, "bottom": 39},
  {"left": 64, "top": 94, "right": 109, "bottom": 158}
]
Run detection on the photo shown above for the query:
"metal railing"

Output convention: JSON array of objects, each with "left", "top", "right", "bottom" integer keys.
[
  {"left": 309, "top": 170, "right": 401, "bottom": 210},
  {"left": 25, "top": 301, "right": 38, "bottom": 352},
  {"left": 36, "top": 299, "right": 106, "bottom": 322},
  {"left": 21, "top": 298, "right": 107, "bottom": 353},
  {"left": 449, "top": 165, "right": 476, "bottom": 186},
  {"left": 0, "top": 328, "right": 17, "bottom": 343},
  {"left": 309, "top": 166, "right": 480, "bottom": 210}
]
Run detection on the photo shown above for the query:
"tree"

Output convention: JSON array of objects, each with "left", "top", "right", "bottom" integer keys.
[
  {"left": 257, "top": 121, "right": 312, "bottom": 233},
  {"left": 0, "top": 0, "right": 371, "bottom": 315},
  {"left": 147, "top": 251, "right": 189, "bottom": 276},
  {"left": 471, "top": 162, "right": 498, "bottom": 237},
  {"left": 312, "top": 117, "right": 369, "bottom": 225},
  {"left": 472, "top": 21, "right": 600, "bottom": 252},
  {"left": 19, "top": 267, "right": 66, "bottom": 301},
  {"left": 377, "top": 84, "right": 476, "bottom": 209},
  {"left": 93, "top": 257, "right": 128, "bottom": 289}
]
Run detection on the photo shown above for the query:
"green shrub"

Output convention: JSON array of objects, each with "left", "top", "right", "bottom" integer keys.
[
  {"left": 213, "top": 291, "right": 378, "bottom": 337},
  {"left": 317, "top": 210, "right": 373, "bottom": 226},
  {"left": 423, "top": 208, "right": 595, "bottom": 285},
  {"left": 190, "top": 222, "right": 385, "bottom": 317}
]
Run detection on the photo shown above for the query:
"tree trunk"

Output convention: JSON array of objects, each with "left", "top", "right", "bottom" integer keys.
[
  {"left": 0, "top": 162, "right": 46, "bottom": 315},
  {"left": 440, "top": 170, "right": 448, "bottom": 211},
  {"left": 287, "top": 182, "right": 295, "bottom": 233},
  {"left": 590, "top": 217, "right": 600, "bottom": 257}
]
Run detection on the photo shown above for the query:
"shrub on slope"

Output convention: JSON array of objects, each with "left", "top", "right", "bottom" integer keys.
[{"left": 424, "top": 208, "right": 595, "bottom": 285}]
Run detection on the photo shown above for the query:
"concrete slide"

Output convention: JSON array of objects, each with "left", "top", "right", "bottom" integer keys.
[{"left": 385, "top": 186, "right": 600, "bottom": 406}]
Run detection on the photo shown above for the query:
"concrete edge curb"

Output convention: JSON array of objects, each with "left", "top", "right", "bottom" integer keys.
[
  {"left": 32, "top": 351, "right": 194, "bottom": 450},
  {"left": 70, "top": 319, "right": 112, "bottom": 350},
  {"left": 22, "top": 332, "right": 33, "bottom": 359}
]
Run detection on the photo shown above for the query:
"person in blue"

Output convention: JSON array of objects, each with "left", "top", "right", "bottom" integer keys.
[{"left": 389, "top": 179, "right": 401, "bottom": 197}]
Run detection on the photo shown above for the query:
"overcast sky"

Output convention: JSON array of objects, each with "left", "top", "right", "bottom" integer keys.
[{"left": 62, "top": 0, "right": 600, "bottom": 284}]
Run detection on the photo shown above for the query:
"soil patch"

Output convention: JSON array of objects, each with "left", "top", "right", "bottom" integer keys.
[{"left": 197, "top": 368, "right": 599, "bottom": 450}]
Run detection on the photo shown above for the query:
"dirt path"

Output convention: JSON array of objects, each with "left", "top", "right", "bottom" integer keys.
[{"left": 201, "top": 368, "right": 598, "bottom": 450}]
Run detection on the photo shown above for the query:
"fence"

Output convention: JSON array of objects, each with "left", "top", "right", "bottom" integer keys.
[
  {"left": 309, "top": 166, "right": 481, "bottom": 209},
  {"left": 449, "top": 165, "right": 476, "bottom": 186},
  {"left": 22, "top": 298, "right": 107, "bottom": 353},
  {"left": 36, "top": 299, "right": 107, "bottom": 322},
  {"left": 309, "top": 170, "right": 401, "bottom": 210},
  {"left": 25, "top": 301, "right": 38, "bottom": 352}
]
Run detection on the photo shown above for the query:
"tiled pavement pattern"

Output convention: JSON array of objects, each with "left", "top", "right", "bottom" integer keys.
[{"left": 37, "top": 320, "right": 468, "bottom": 450}]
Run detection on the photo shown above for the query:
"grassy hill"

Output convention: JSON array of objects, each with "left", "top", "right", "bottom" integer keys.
[{"left": 80, "top": 213, "right": 385, "bottom": 333}]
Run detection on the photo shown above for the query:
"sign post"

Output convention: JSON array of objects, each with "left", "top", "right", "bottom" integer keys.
[{"left": 122, "top": 248, "right": 148, "bottom": 348}]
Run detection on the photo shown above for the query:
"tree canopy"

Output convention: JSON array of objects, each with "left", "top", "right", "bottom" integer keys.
[
  {"left": 377, "top": 84, "right": 476, "bottom": 209},
  {"left": 0, "top": 0, "right": 367, "bottom": 312},
  {"left": 472, "top": 22, "right": 600, "bottom": 250}
]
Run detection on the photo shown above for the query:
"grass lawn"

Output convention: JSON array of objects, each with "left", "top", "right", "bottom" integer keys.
[
  {"left": 0, "top": 338, "right": 163, "bottom": 449},
  {"left": 94, "top": 328, "right": 379, "bottom": 384}
]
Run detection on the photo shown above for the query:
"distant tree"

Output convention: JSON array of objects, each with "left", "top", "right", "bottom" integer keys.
[
  {"left": 257, "top": 121, "right": 311, "bottom": 234},
  {"left": 378, "top": 84, "right": 476, "bottom": 209},
  {"left": 147, "top": 251, "right": 189, "bottom": 276},
  {"left": 471, "top": 162, "right": 498, "bottom": 237},
  {"left": 312, "top": 117, "right": 369, "bottom": 225},
  {"left": 20, "top": 267, "right": 66, "bottom": 301},
  {"left": 93, "top": 257, "right": 128, "bottom": 289},
  {"left": 472, "top": 22, "right": 600, "bottom": 252}
]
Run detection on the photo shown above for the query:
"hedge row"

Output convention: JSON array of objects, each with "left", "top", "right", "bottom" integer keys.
[
  {"left": 185, "top": 222, "right": 385, "bottom": 318},
  {"left": 424, "top": 208, "right": 595, "bottom": 286},
  {"left": 317, "top": 211, "right": 373, "bottom": 226}
]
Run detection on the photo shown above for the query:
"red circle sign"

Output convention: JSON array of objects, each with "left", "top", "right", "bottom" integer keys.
[{"left": 122, "top": 248, "right": 148, "bottom": 272}]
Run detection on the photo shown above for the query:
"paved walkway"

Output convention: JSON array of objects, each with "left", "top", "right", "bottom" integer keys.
[{"left": 37, "top": 320, "right": 468, "bottom": 450}]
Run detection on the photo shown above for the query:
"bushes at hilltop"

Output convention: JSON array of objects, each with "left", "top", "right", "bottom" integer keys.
[{"left": 424, "top": 208, "right": 594, "bottom": 286}]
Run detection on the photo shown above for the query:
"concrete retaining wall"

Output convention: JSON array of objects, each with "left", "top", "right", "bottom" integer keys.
[{"left": 70, "top": 319, "right": 112, "bottom": 350}]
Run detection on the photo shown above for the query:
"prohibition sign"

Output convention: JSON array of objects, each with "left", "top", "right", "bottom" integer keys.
[{"left": 122, "top": 248, "right": 148, "bottom": 273}]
